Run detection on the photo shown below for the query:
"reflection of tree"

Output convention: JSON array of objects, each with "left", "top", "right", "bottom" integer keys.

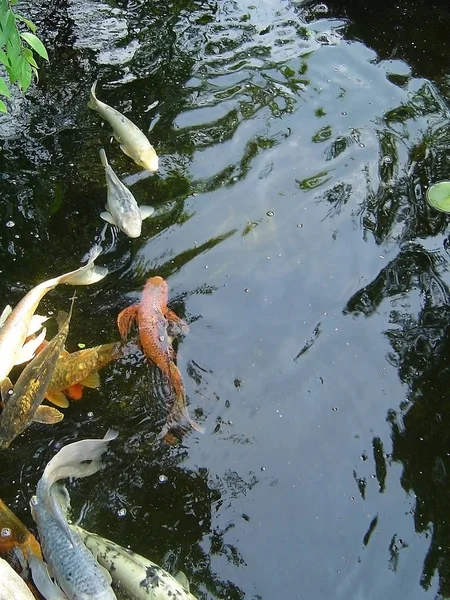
[
  {"left": 307, "top": 82, "right": 450, "bottom": 245},
  {"left": 344, "top": 241, "right": 450, "bottom": 596}
]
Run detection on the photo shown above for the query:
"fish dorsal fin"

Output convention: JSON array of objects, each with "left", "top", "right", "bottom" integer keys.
[
  {"left": 1, "top": 377, "right": 13, "bottom": 404},
  {"left": 175, "top": 570, "right": 190, "bottom": 592},
  {"left": 34, "top": 406, "right": 64, "bottom": 424},
  {"left": 139, "top": 205, "right": 155, "bottom": 220}
]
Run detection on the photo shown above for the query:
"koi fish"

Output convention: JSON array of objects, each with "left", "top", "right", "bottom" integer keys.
[
  {"left": 0, "top": 306, "right": 73, "bottom": 449},
  {"left": 0, "top": 498, "right": 42, "bottom": 589},
  {"left": 99, "top": 148, "right": 154, "bottom": 238},
  {"left": 38, "top": 342, "right": 123, "bottom": 409},
  {"left": 73, "top": 525, "right": 198, "bottom": 600},
  {"left": 117, "top": 276, "right": 202, "bottom": 439},
  {"left": 89, "top": 80, "right": 159, "bottom": 172},
  {"left": 30, "top": 430, "right": 118, "bottom": 600},
  {"left": 0, "top": 557, "right": 36, "bottom": 600},
  {"left": 0, "top": 245, "right": 107, "bottom": 387}
]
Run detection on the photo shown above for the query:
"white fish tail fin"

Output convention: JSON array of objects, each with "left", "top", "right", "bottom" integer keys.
[
  {"left": 88, "top": 79, "right": 98, "bottom": 109},
  {"left": 56, "top": 245, "right": 108, "bottom": 286},
  {"left": 99, "top": 147, "right": 108, "bottom": 167},
  {"left": 38, "top": 429, "right": 118, "bottom": 519}
]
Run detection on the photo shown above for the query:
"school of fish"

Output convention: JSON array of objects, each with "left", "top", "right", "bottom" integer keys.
[{"left": 0, "top": 81, "right": 203, "bottom": 599}]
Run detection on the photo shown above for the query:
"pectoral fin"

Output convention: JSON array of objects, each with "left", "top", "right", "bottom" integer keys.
[
  {"left": 0, "top": 305, "right": 12, "bottom": 327},
  {"left": 15, "top": 328, "right": 47, "bottom": 365},
  {"left": 34, "top": 406, "right": 64, "bottom": 424},
  {"left": 45, "top": 391, "right": 70, "bottom": 409},
  {"left": 80, "top": 371, "right": 101, "bottom": 389},
  {"left": 100, "top": 211, "right": 117, "bottom": 226},
  {"left": 119, "top": 143, "right": 134, "bottom": 160},
  {"left": 0, "top": 377, "right": 13, "bottom": 403},
  {"left": 139, "top": 205, "right": 155, "bottom": 220},
  {"left": 117, "top": 305, "right": 139, "bottom": 340},
  {"left": 29, "top": 554, "right": 67, "bottom": 600}
]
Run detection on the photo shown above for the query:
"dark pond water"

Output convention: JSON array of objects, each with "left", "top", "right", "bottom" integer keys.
[{"left": 1, "top": 0, "right": 450, "bottom": 598}]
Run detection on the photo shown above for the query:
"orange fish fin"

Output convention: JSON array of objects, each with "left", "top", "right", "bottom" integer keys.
[
  {"left": 34, "top": 405, "right": 64, "bottom": 424},
  {"left": 117, "top": 305, "right": 139, "bottom": 340},
  {"left": 80, "top": 371, "right": 101, "bottom": 389},
  {"left": 45, "top": 391, "right": 70, "bottom": 408},
  {"left": 165, "top": 308, "right": 189, "bottom": 336},
  {"left": 66, "top": 384, "right": 84, "bottom": 400}
]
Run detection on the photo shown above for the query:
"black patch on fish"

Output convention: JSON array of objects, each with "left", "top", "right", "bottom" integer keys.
[{"left": 140, "top": 565, "right": 161, "bottom": 590}]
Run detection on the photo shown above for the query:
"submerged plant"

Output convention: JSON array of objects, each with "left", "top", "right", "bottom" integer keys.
[{"left": 0, "top": 0, "right": 48, "bottom": 112}]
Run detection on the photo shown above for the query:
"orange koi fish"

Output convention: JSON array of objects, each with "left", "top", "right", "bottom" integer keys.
[
  {"left": 0, "top": 497, "right": 42, "bottom": 592},
  {"left": 117, "top": 276, "right": 202, "bottom": 439}
]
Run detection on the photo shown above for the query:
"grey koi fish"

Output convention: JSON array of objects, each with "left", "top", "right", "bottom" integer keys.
[{"left": 30, "top": 430, "right": 118, "bottom": 600}]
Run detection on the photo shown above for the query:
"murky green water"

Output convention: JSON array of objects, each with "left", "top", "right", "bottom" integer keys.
[{"left": 1, "top": 0, "right": 450, "bottom": 598}]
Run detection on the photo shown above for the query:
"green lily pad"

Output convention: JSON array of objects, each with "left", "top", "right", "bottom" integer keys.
[{"left": 426, "top": 181, "right": 450, "bottom": 213}]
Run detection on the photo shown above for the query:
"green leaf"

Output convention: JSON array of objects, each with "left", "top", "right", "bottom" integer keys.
[
  {"left": 0, "top": 76, "right": 10, "bottom": 97},
  {"left": 0, "top": 48, "right": 9, "bottom": 67},
  {"left": 426, "top": 181, "right": 450, "bottom": 213},
  {"left": 0, "top": 10, "right": 16, "bottom": 48},
  {"left": 18, "top": 56, "right": 32, "bottom": 91},
  {"left": 9, "top": 0, "right": 18, "bottom": 6},
  {"left": 15, "top": 14, "right": 36, "bottom": 33},
  {"left": 0, "top": 99, "right": 7, "bottom": 113},
  {"left": 20, "top": 32, "right": 48, "bottom": 60},
  {"left": 22, "top": 47, "right": 38, "bottom": 68}
]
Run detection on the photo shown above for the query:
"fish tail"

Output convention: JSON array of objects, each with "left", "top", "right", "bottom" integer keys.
[
  {"left": 88, "top": 79, "right": 98, "bottom": 109},
  {"left": 56, "top": 245, "right": 107, "bottom": 286},
  {"left": 99, "top": 147, "right": 108, "bottom": 167},
  {"left": 38, "top": 429, "right": 118, "bottom": 519}
]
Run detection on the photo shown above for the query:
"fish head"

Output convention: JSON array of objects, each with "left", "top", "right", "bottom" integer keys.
[
  {"left": 0, "top": 436, "right": 11, "bottom": 450},
  {"left": 145, "top": 276, "right": 168, "bottom": 293},
  {"left": 122, "top": 217, "right": 142, "bottom": 238},
  {"left": 137, "top": 148, "right": 159, "bottom": 172}
]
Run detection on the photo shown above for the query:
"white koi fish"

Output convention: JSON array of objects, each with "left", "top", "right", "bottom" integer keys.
[
  {"left": 0, "top": 245, "right": 107, "bottom": 386},
  {"left": 73, "top": 526, "right": 198, "bottom": 600},
  {"left": 99, "top": 148, "right": 154, "bottom": 238},
  {"left": 0, "top": 557, "right": 36, "bottom": 600},
  {"left": 89, "top": 80, "right": 159, "bottom": 172}
]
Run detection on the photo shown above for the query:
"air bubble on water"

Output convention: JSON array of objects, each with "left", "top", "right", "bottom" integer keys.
[
  {"left": 5, "top": 221, "right": 14, "bottom": 228},
  {"left": 117, "top": 508, "right": 127, "bottom": 518},
  {"left": 266, "top": 211, "right": 274, "bottom": 217},
  {"left": 158, "top": 474, "right": 168, "bottom": 484},
  {"left": 1, "top": 527, "right": 11, "bottom": 537},
  {"left": 159, "top": 335, "right": 165, "bottom": 342},
  {"left": 383, "top": 156, "right": 393, "bottom": 164},
  {"left": 297, "top": 223, "right": 303, "bottom": 228},
  {"left": 87, "top": 412, "right": 94, "bottom": 418}
]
